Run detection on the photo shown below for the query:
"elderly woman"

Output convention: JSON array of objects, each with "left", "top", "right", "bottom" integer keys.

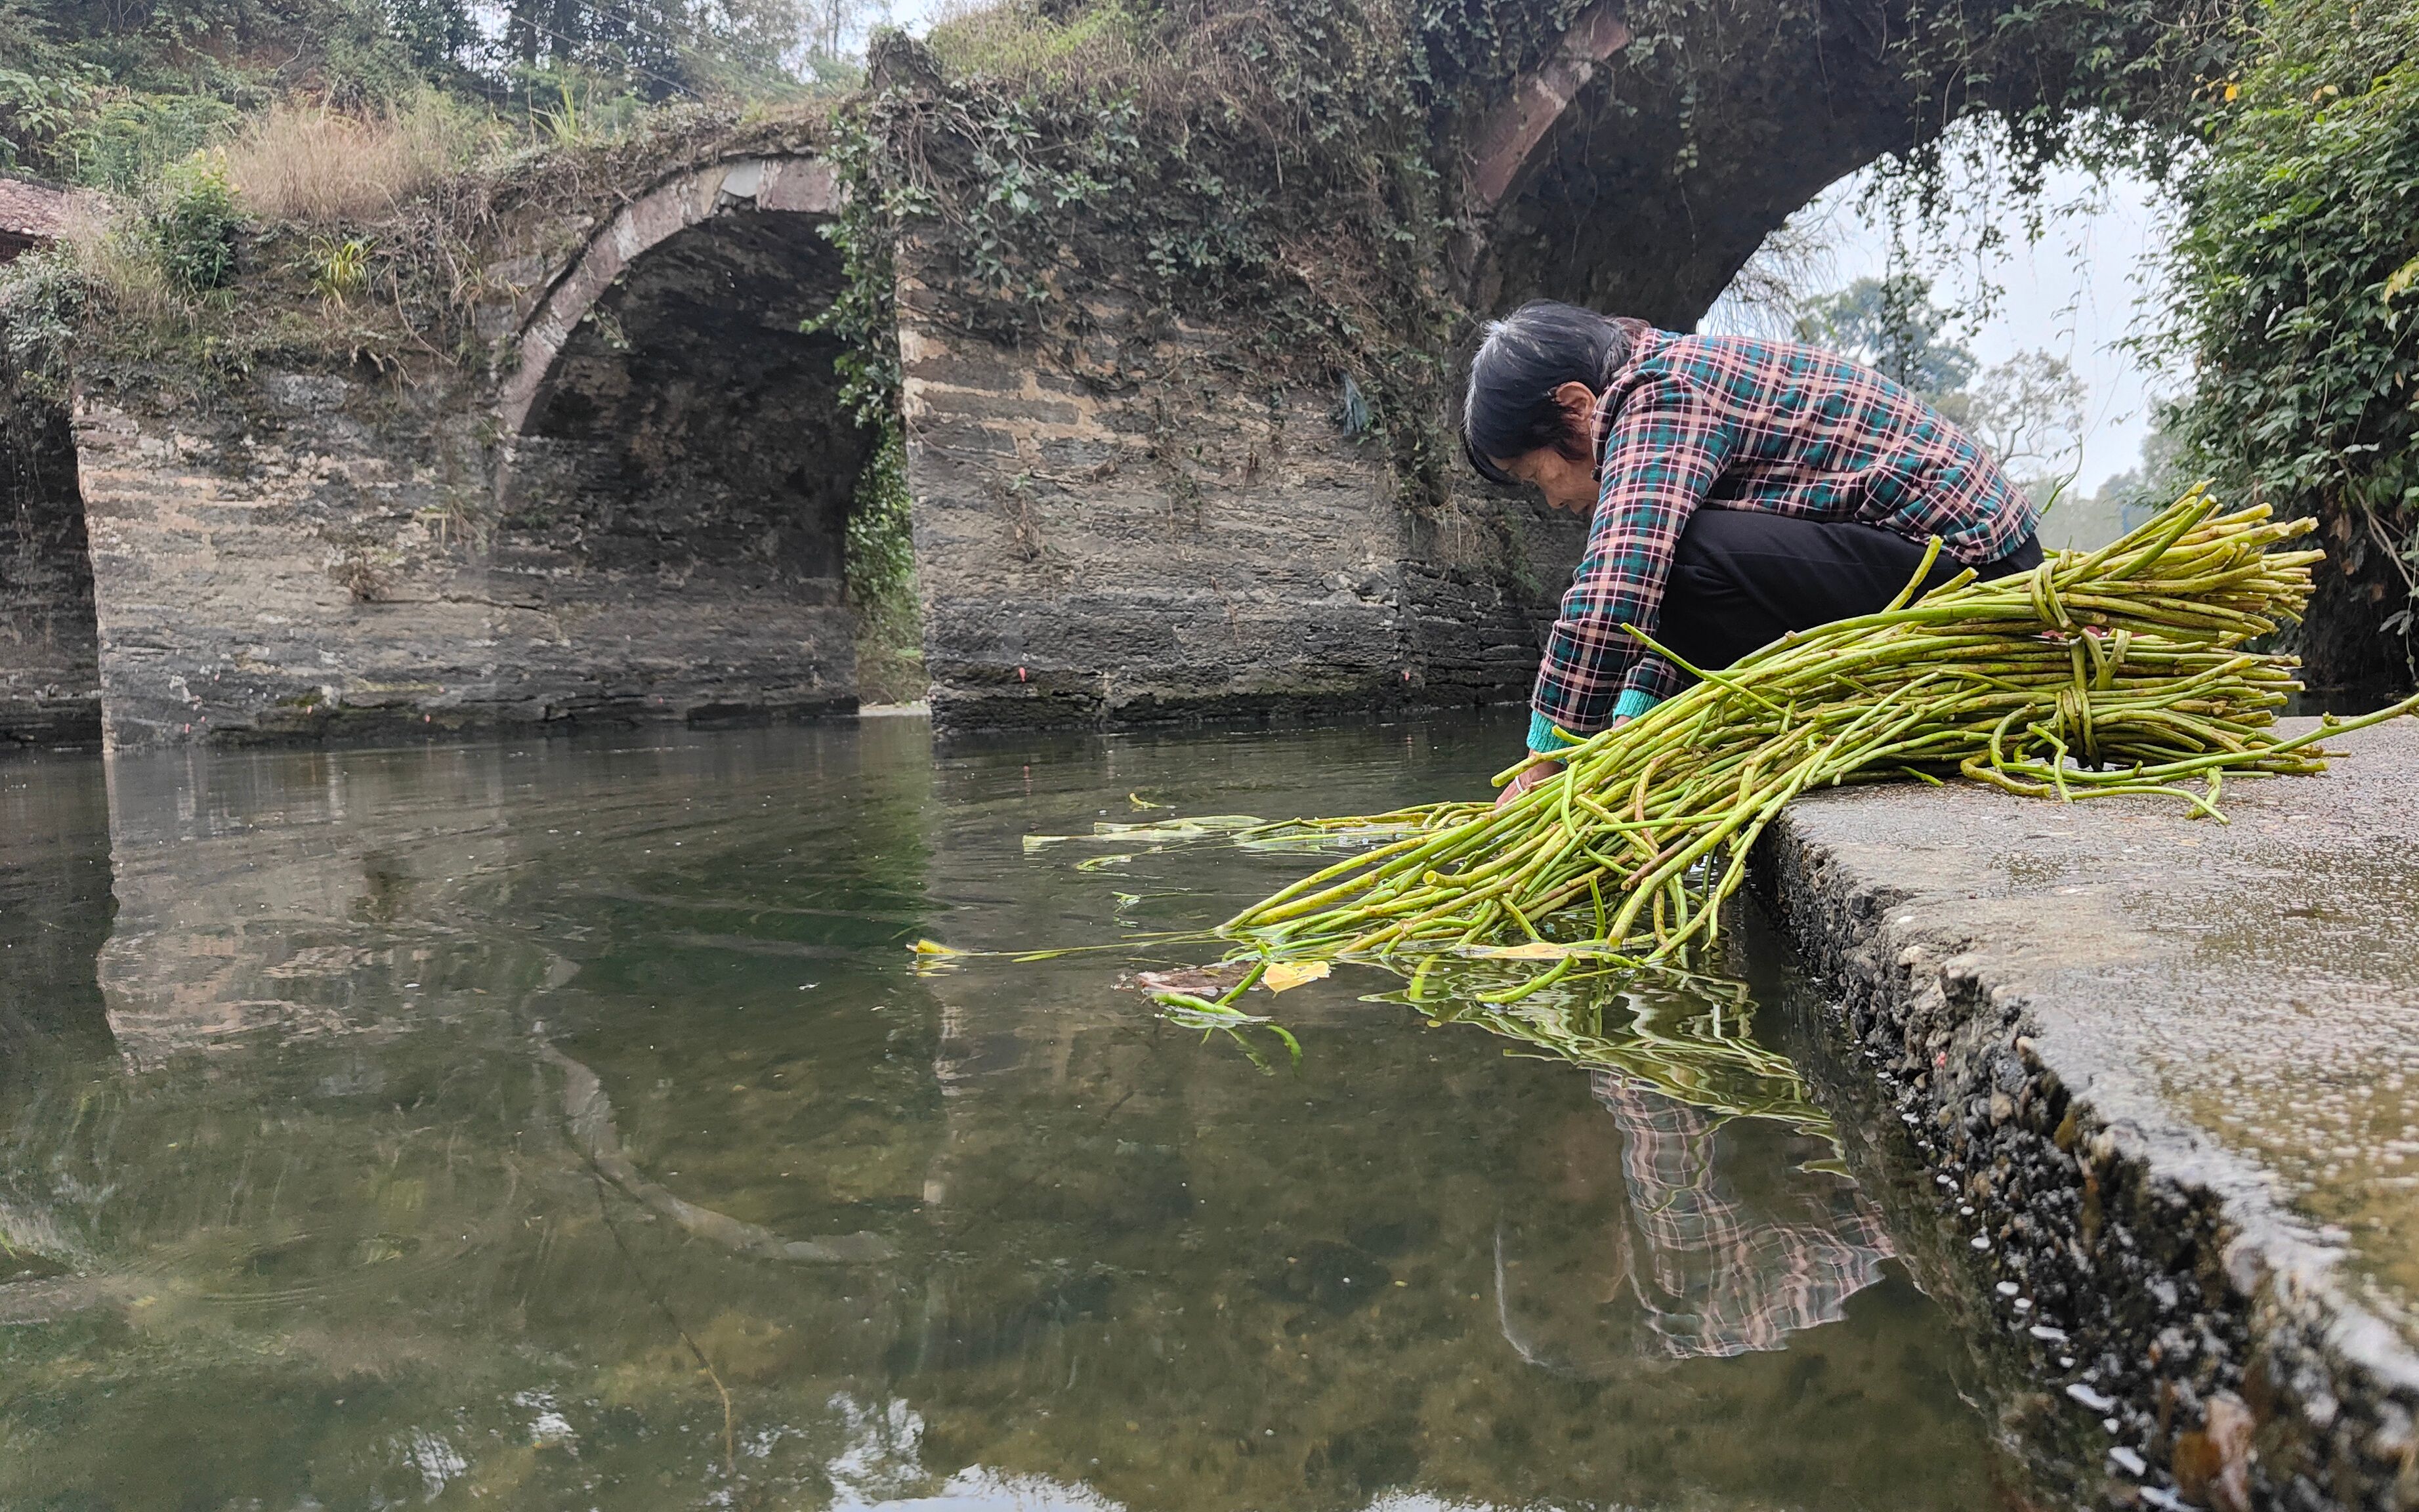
[{"left": 1463, "top": 301, "right": 2044, "bottom": 804}]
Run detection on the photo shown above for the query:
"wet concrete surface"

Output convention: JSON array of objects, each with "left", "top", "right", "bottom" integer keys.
[{"left": 1758, "top": 717, "right": 2419, "bottom": 1511}]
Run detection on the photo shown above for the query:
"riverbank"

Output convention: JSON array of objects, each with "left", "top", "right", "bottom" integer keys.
[{"left": 1757, "top": 717, "right": 2419, "bottom": 1511}]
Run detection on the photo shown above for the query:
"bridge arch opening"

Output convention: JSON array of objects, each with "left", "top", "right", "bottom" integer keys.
[
  {"left": 496, "top": 158, "right": 879, "bottom": 723},
  {"left": 1463, "top": 1, "right": 1946, "bottom": 329}
]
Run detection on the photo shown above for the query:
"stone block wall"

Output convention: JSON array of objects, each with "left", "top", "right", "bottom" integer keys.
[
  {"left": 73, "top": 364, "right": 856, "bottom": 749},
  {"left": 895, "top": 275, "right": 1584, "bottom": 732},
  {"left": 1, "top": 388, "right": 102, "bottom": 745}
]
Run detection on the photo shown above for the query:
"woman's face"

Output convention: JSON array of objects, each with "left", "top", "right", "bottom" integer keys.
[
  {"left": 1490, "top": 381, "right": 1602, "bottom": 515},
  {"left": 1498, "top": 444, "right": 1599, "bottom": 515}
]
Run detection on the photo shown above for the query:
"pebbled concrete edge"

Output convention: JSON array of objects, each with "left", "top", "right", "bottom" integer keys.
[{"left": 1753, "top": 814, "right": 2419, "bottom": 1512}]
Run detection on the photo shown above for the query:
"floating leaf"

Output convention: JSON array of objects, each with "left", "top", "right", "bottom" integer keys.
[
  {"left": 1134, "top": 962, "right": 1254, "bottom": 997},
  {"left": 1024, "top": 814, "right": 1263, "bottom": 851},
  {"left": 1075, "top": 852, "right": 1136, "bottom": 872},
  {"left": 1262, "top": 960, "right": 1332, "bottom": 993},
  {"left": 1233, "top": 821, "right": 1428, "bottom": 854},
  {"left": 911, "top": 939, "right": 969, "bottom": 956},
  {"left": 1464, "top": 941, "right": 1576, "bottom": 960},
  {"left": 1091, "top": 815, "right": 1264, "bottom": 843}
]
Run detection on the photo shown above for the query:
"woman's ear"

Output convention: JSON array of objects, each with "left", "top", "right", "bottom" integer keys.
[{"left": 1551, "top": 381, "right": 1599, "bottom": 457}]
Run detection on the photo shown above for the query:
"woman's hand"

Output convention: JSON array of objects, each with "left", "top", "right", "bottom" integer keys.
[
  {"left": 1496, "top": 757, "right": 1565, "bottom": 807},
  {"left": 1496, "top": 715, "right": 1628, "bottom": 808}
]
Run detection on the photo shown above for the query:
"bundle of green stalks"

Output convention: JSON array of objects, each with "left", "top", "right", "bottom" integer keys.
[{"left": 1217, "top": 492, "right": 2419, "bottom": 997}]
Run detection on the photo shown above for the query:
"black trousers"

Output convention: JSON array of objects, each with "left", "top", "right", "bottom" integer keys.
[{"left": 1655, "top": 508, "right": 2043, "bottom": 678}]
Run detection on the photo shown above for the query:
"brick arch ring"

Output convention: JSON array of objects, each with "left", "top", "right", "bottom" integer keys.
[{"left": 495, "top": 153, "right": 847, "bottom": 438}]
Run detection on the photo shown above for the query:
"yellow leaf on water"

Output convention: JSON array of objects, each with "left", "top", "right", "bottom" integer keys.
[
  {"left": 1262, "top": 960, "right": 1332, "bottom": 994},
  {"left": 911, "top": 940, "right": 969, "bottom": 956}
]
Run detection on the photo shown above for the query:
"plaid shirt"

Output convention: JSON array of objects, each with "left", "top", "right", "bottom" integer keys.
[{"left": 1533, "top": 324, "right": 2036, "bottom": 738}]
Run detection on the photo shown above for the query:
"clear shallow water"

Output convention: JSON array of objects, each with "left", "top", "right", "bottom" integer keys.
[{"left": 0, "top": 715, "right": 2001, "bottom": 1510}]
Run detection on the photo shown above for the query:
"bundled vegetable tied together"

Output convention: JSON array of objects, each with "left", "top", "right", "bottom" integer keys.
[{"left": 1217, "top": 492, "right": 2419, "bottom": 990}]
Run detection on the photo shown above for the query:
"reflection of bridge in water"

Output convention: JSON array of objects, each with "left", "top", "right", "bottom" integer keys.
[{"left": 0, "top": 719, "right": 1990, "bottom": 1509}]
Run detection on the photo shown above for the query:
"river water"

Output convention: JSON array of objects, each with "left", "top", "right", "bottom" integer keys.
[{"left": 0, "top": 714, "right": 2004, "bottom": 1509}]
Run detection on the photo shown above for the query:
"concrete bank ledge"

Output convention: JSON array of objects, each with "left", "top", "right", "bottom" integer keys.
[{"left": 1756, "top": 718, "right": 2419, "bottom": 1512}]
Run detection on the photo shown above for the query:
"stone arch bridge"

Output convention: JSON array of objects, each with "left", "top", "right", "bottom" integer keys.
[{"left": 5, "top": 1, "right": 2157, "bottom": 748}]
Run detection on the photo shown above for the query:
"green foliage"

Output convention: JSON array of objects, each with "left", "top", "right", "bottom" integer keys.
[
  {"left": 383, "top": 0, "right": 478, "bottom": 79},
  {"left": 2164, "top": 0, "right": 2419, "bottom": 653},
  {"left": 1885, "top": 0, "right": 2240, "bottom": 199},
  {"left": 0, "top": 0, "right": 847, "bottom": 188},
  {"left": 845, "top": 417, "right": 927, "bottom": 704},
  {"left": 150, "top": 152, "right": 241, "bottom": 291},
  {"left": 806, "top": 95, "right": 904, "bottom": 425},
  {"left": 306, "top": 234, "right": 371, "bottom": 302},
  {"left": 846, "top": 418, "right": 915, "bottom": 608},
  {"left": 0, "top": 51, "right": 101, "bottom": 171},
  {"left": 518, "top": 66, "right": 652, "bottom": 144},
  {"left": 60, "top": 92, "right": 240, "bottom": 190},
  {"left": 495, "top": 0, "right": 835, "bottom": 102},
  {"left": 809, "top": 113, "right": 923, "bottom": 700},
  {"left": 0, "top": 248, "right": 91, "bottom": 403}
]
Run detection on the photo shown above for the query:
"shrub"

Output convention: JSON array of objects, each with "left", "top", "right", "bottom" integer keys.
[
  {"left": 514, "top": 68, "right": 652, "bottom": 148},
  {"left": 0, "top": 247, "right": 90, "bottom": 401},
  {"left": 151, "top": 154, "right": 240, "bottom": 292},
  {"left": 307, "top": 234, "right": 373, "bottom": 303},
  {"left": 60, "top": 93, "right": 242, "bottom": 193},
  {"left": 2163, "top": 0, "right": 2419, "bottom": 685}
]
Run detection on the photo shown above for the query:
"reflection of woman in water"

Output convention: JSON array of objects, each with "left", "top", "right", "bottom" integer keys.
[{"left": 1496, "top": 1074, "right": 1895, "bottom": 1372}]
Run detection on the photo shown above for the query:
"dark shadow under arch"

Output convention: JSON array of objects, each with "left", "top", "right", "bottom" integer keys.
[
  {"left": 495, "top": 192, "right": 879, "bottom": 724},
  {"left": 2, "top": 387, "right": 102, "bottom": 747}
]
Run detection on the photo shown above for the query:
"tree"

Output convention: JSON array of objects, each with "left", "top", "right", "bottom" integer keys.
[
  {"left": 1794, "top": 274, "right": 1978, "bottom": 398},
  {"left": 1956, "top": 348, "right": 2087, "bottom": 500}
]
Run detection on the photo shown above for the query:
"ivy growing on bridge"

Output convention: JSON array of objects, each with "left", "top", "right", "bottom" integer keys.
[{"left": 813, "top": 14, "right": 1465, "bottom": 510}]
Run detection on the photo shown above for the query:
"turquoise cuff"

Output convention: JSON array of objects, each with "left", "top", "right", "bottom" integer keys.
[
  {"left": 1612, "top": 686, "right": 1660, "bottom": 721},
  {"left": 1528, "top": 691, "right": 1661, "bottom": 755},
  {"left": 1526, "top": 710, "right": 1578, "bottom": 755}
]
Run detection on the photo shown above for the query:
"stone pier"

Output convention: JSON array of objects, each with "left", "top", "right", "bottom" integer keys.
[{"left": 1757, "top": 717, "right": 2419, "bottom": 1511}]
